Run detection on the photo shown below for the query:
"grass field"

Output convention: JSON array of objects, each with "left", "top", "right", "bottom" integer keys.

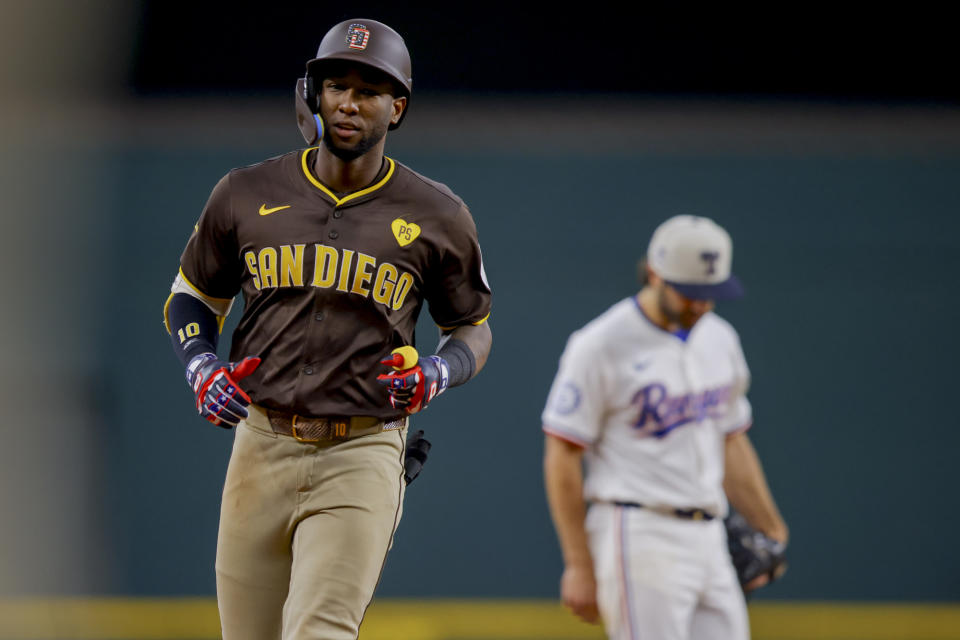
[{"left": 1, "top": 598, "right": 958, "bottom": 639}]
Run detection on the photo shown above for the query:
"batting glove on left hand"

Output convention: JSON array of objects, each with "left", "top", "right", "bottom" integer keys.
[
  {"left": 376, "top": 347, "right": 449, "bottom": 414},
  {"left": 186, "top": 353, "right": 261, "bottom": 429}
]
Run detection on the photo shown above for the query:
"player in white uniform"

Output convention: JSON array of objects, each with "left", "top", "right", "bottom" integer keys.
[{"left": 542, "top": 215, "right": 788, "bottom": 640}]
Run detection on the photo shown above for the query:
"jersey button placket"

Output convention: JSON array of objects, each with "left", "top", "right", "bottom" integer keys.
[
  {"left": 304, "top": 197, "right": 332, "bottom": 395},
  {"left": 328, "top": 203, "right": 346, "bottom": 239},
  {"left": 681, "top": 348, "right": 709, "bottom": 490},
  {"left": 290, "top": 197, "right": 332, "bottom": 408}
]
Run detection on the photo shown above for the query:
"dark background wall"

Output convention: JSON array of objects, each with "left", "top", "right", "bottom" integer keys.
[
  {"left": 2, "top": 1, "right": 958, "bottom": 602},
  {"left": 129, "top": 2, "right": 956, "bottom": 104},
  {"left": 100, "top": 131, "right": 960, "bottom": 602}
]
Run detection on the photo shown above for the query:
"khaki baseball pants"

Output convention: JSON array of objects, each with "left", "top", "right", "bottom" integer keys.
[{"left": 215, "top": 406, "right": 407, "bottom": 640}]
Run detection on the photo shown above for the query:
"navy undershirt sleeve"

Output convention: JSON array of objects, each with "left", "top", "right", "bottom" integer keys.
[{"left": 168, "top": 293, "right": 220, "bottom": 368}]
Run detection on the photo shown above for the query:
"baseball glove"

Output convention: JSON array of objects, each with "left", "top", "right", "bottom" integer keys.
[{"left": 724, "top": 510, "right": 788, "bottom": 590}]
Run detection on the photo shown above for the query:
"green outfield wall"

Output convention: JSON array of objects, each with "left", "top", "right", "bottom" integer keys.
[{"left": 3, "top": 99, "right": 958, "bottom": 605}]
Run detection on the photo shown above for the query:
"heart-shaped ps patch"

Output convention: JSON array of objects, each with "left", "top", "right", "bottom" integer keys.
[{"left": 391, "top": 218, "right": 421, "bottom": 247}]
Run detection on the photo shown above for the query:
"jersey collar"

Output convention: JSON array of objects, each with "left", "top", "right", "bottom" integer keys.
[
  {"left": 300, "top": 148, "right": 396, "bottom": 207},
  {"left": 632, "top": 295, "right": 692, "bottom": 343}
]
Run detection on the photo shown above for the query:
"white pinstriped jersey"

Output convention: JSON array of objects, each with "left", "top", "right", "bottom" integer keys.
[{"left": 542, "top": 296, "right": 752, "bottom": 516}]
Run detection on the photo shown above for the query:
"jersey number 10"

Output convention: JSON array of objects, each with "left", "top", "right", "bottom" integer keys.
[{"left": 178, "top": 322, "right": 200, "bottom": 344}]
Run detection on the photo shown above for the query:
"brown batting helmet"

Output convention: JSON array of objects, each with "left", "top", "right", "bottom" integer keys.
[{"left": 300, "top": 19, "right": 412, "bottom": 133}]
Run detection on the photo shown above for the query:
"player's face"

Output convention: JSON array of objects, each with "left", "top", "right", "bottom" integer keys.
[
  {"left": 319, "top": 69, "right": 406, "bottom": 161},
  {"left": 657, "top": 282, "right": 715, "bottom": 331}
]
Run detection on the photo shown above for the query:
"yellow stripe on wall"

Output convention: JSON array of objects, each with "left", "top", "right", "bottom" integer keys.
[
  {"left": 0, "top": 598, "right": 958, "bottom": 640},
  {"left": 363, "top": 600, "right": 604, "bottom": 640},
  {"left": 0, "top": 597, "right": 219, "bottom": 639},
  {"left": 749, "top": 602, "right": 960, "bottom": 640}
]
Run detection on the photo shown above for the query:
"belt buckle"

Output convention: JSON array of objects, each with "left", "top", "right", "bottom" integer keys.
[
  {"left": 691, "top": 510, "right": 704, "bottom": 521},
  {"left": 290, "top": 415, "right": 321, "bottom": 443},
  {"left": 290, "top": 415, "right": 351, "bottom": 442}
]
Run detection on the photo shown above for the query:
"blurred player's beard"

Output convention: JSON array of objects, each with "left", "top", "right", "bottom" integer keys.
[
  {"left": 657, "top": 287, "right": 702, "bottom": 331},
  {"left": 322, "top": 119, "right": 390, "bottom": 162}
]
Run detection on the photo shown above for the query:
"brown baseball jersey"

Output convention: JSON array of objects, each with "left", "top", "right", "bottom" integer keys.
[{"left": 178, "top": 148, "right": 491, "bottom": 419}]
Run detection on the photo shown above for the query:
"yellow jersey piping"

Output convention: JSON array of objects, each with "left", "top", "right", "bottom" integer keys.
[
  {"left": 300, "top": 149, "right": 395, "bottom": 206},
  {"left": 164, "top": 291, "right": 227, "bottom": 335},
  {"left": 163, "top": 292, "right": 175, "bottom": 334},
  {"left": 165, "top": 269, "right": 230, "bottom": 334},
  {"left": 437, "top": 312, "right": 491, "bottom": 332}
]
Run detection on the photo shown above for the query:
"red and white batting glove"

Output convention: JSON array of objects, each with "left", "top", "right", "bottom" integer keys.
[
  {"left": 186, "top": 353, "right": 261, "bottom": 428},
  {"left": 376, "top": 346, "right": 449, "bottom": 414}
]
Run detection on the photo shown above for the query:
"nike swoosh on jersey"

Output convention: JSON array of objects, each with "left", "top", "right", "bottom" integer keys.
[{"left": 259, "top": 204, "right": 292, "bottom": 216}]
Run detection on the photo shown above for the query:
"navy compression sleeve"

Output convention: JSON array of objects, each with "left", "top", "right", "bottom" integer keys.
[
  {"left": 167, "top": 293, "right": 220, "bottom": 368},
  {"left": 436, "top": 338, "right": 476, "bottom": 387}
]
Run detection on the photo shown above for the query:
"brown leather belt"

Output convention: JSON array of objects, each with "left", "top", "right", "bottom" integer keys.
[{"left": 266, "top": 410, "right": 407, "bottom": 443}]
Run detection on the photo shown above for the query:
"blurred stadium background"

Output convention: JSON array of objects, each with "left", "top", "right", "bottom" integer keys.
[{"left": 2, "top": 1, "right": 958, "bottom": 638}]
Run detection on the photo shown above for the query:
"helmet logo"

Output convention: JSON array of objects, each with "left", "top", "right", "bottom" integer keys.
[{"left": 346, "top": 24, "right": 371, "bottom": 50}]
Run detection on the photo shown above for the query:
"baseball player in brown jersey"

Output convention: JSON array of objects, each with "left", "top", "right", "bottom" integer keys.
[{"left": 162, "top": 19, "right": 492, "bottom": 640}]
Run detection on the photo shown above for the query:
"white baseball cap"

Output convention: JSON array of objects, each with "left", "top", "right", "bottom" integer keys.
[{"left": 646, "top": 215, "right": 744, "bottom": 300}]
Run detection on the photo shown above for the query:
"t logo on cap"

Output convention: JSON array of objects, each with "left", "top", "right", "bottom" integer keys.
[{"left": 700, "top": 251, "right": 719, "bottom": 276}]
